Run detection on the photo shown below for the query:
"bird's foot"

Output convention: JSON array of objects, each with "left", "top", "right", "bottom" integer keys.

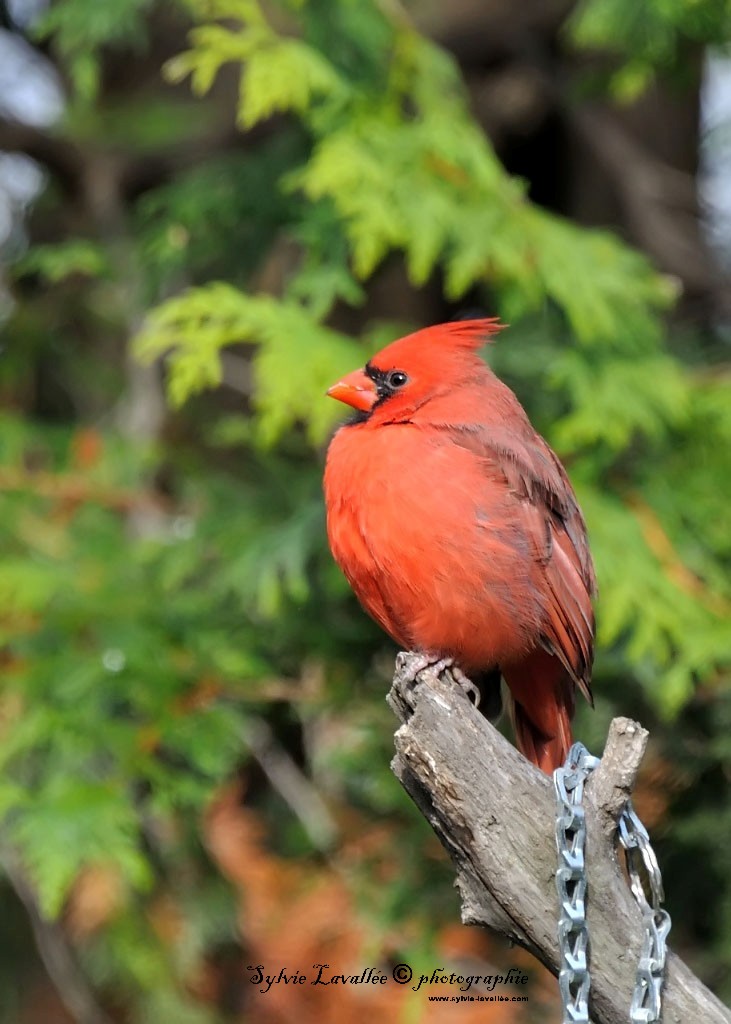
[
  {"left": 395, "top": 652, "right": 481, "bottom": 708},
  {"left": 432, "top": 658, "right": 481, "bottom": 708}
]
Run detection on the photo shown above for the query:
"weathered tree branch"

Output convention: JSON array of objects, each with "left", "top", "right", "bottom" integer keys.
[
  {"left": 388, "top": 653, "right": 731, "bottom": 1024},
  {"left": 0, "top": 849, "right": 114, "bottom": 1024},
  {"left": 0, "top": 117, "right": 85, "bottom": 196}
]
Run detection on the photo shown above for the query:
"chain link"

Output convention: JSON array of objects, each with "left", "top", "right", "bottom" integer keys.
[
  {"left": 553, "top": 744, "right": 671, "bottom": 1024},
  {"left": 554, "top": 742, "right": 600, "bottom": 1023},
  {"left": 619, "top": 803, "right": 672, "bottom": 1022}
]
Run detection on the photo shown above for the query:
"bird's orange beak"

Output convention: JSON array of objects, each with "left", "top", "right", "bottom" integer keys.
[{"left": 326, "top": 368, "right": 377, "bottom": 412}]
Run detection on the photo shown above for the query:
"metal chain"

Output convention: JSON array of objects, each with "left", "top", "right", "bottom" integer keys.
[
  {"left": 618, "top": 803, "right": 672, "bottom": 1022},
  {"left": 554, "top": 742, "right": 600, "bottom": 1023},
  {"left": 553, "top": 743, "right": 672, "bottom": 1024}
]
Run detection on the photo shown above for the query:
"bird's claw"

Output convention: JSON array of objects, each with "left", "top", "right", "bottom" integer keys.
[
  {"left": 395, "top": 652, "right": 481, "bottom": 708},
  {"left": 434, "top": 658, "right": 481, "bottom": 708}
]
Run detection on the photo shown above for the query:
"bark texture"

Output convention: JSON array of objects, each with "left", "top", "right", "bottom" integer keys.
[{"left": 388, "top": 653, "right": 731, "bottom": 1024}]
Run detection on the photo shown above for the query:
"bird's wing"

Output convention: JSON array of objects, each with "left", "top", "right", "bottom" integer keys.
[{"left": 449, "top": 422, "right": 596, "bottom": 705}]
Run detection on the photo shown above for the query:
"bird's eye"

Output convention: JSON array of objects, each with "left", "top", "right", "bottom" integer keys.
[{"left": 387, "top": 370, "right": 409, "bottom": 389}]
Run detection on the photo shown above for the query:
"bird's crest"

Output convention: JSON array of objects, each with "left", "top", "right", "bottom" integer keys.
[
  {"left": 366, "top": 318, "right": 507, "bottom": 378},
  {"left": 397, "top": 318, "right": 506, "bottom": 355},
  {"left": 437, "top": 318, "right": 506, "bottom": 346}
]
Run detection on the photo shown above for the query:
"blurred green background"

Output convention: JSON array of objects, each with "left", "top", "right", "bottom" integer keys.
[{"left": 0, "top": 0, "right": 729, "bottom": 1021}]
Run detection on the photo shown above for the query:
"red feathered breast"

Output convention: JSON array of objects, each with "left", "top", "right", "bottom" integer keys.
[{"left": 324, "top": 420, "right": 547, "bottom": 672}]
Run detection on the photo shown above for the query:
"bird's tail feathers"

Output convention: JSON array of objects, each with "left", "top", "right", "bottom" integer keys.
[
  {"left": 508, "top": 698, "right": 572, "bottom": 775},
  {"left": 502, "top": 648, "right": 575, "bottom": 775}
]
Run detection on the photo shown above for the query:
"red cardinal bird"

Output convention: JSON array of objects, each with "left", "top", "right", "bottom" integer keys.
[{"left": 323, "top": 319, "right": 595, "bottom": 774}]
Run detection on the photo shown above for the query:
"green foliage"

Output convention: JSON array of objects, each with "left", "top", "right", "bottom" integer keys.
[
  {"left": 0, "top": 414, "right": 355, "bottom": 929},
  {"left": 9, "top": 779, "right": 151, "bottom": 918},
  {"left": 568, "top": 0, "right": 731, "bottom": 100},
  {"left": 134, "top": 139, "right": 304, "bottom": 293},
  {"left": 12, "top": 240, "right": 110, "bottom": 283},
  {"left": 135, "top": 285, "right": 363, "bottom": 442},
  {"left": 165, "top": 0, "right": 674, "bottom": 337},
  {"left": 168, "top": 25, "right": 349, "bottom": 129},
  {"left": 64, "top": 97, "right": 214, "bottom": 152},
  {"left": 549, "top": 350, "right": 690, "bottom": 449},
  {"left": 34, "top": 0, "right": 155, "bottom": 101},
  {"left": 579, "top": 487, "right": 728, "bottom": 715}
]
